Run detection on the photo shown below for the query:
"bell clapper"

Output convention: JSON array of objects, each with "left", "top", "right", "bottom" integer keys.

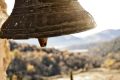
[{"left": 38, "top": 38, "right": 48, "bottom": 47}]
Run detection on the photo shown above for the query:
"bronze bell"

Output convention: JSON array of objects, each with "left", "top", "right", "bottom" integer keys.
[{"left": 0, "top": 0, "right": 96, "bottom": 47}]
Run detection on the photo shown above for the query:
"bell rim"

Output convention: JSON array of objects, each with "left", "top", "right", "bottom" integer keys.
[{"left": 0, "top": 23, "right": 96, "bottom": 39}]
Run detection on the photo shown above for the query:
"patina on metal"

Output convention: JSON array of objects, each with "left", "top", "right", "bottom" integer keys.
[{"left": 0, "top": 0, "right": 96, "bottom": 47}]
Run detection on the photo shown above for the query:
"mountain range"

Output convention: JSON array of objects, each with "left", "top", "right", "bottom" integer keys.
[
  {"left": 14, "top": 29, "right": 120, "bottom": 50},
  {"left": 64, "top": 29, "right": 120, "bottom": 50}
]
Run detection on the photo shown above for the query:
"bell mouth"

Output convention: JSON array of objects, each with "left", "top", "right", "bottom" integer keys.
[
  {"left": 0, "top": 11, "right": 96, "bottom": 39},
  {"left": 0, "top": 13, "right": 96, "bottom": 39},
  {"left": 0, "top": 19, "right": 96, "bottom": 39}
]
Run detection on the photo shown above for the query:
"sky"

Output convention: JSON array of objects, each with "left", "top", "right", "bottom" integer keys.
[
  {"left": 4, "top": 0, "right": 120, "bottom": 45},
  {"left": 74, "top": 0, "right": 120, "bottom": 37}
]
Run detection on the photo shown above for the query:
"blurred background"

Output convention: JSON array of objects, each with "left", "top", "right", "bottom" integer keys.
[{"left": 3, "top": 0, "right": 120, "bottom": 80}]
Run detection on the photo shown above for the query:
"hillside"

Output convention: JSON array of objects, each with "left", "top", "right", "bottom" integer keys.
[
  {"left": 65, "top": 34, "right": 120, "bottom": 54},
  {"left": 6, "top": 41, "right": 120, "bottom": 80},
  {"left": 51, "top": 69, "right": 120, "bottom": 80}
]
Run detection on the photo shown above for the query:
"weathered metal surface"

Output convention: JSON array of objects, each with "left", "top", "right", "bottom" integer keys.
[{"left": 0, "top": 0, "right": 96, "bottom": 39}]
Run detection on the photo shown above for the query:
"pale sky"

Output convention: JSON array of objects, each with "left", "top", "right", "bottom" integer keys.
[{"left": 5, "top": 0, "right": 120, "bottom": 38}]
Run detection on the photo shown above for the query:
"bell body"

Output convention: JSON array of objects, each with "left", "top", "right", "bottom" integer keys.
[{"left": 0, "top": 0, "right": 96, "bottom": 39}]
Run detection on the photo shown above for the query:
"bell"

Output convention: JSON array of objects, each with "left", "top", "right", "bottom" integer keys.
[{"left": 0, "top": 0, "right": 96, "bottom": 47}]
